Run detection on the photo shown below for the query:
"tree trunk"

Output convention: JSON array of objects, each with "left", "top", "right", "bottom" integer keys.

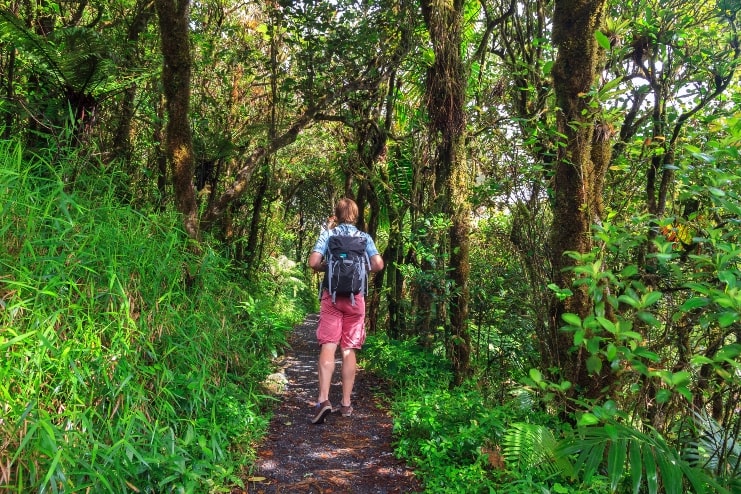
[
  {"left": 112, "top": 0, "right": 154, "bottom": 162},
  {"left": 549, "top": 0, "right": 609, "bottom": 399},
  {"left": 421, "top": 0, "right": 472, "bottom": 385},
  {"left": 153, "top": 94, "right": 168, "bottom": 212},
  {"left": 155, "top": 0, "right": 199, "bottom": 240},
  {"left": 384, "top": 195, "right": 406, "bottom": 339},
  {"left": 245, "top": 168, "right": 269, "bottom": 277}
]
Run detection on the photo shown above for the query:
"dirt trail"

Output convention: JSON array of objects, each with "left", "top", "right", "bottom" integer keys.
[{"left": 239, "top": 314, "right": 422, "bottom": 493}]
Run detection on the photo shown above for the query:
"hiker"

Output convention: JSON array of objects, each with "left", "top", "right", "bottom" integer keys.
[{"left": 307, "top": 198, "right": 384, "bottom": 424}]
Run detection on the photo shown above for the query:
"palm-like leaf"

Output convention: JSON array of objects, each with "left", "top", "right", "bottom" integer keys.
[
  {"left": 558, "top": 420, "right": 726, "bottom": 494},
  {"left": 686, "top": 410, "right": 741, "bottom": 483}
]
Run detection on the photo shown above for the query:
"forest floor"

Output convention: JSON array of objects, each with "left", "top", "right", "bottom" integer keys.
[{"left": 235, "top": 314, "right": 423, "bottom": 494}]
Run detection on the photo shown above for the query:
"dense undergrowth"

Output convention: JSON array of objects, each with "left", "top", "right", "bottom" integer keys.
[
  {"left": 0, "top": 139, "right": 313, "bottom": 492},
  {"left": 363, "top": 133, "right": 741, "bottom": 493}
]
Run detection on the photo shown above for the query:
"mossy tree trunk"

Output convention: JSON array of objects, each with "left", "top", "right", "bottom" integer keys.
[
  {"left": 549, "top": 0, "right": 610, "bottom": 399},
  {"left": 155, "top": 0, "right": 199, "bottom": 240},
  {"left": 421, "top": 0, "right": 472, "bottom": 385}
]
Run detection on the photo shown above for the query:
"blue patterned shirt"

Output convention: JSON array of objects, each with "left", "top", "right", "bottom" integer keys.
[{"left": 312, "top": 223, "right": 380, "bottom": 258}]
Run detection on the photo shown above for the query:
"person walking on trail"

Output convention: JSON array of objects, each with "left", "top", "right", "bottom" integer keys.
[{"left": 307, "top": 198, "right": 384, "bottom": 424}]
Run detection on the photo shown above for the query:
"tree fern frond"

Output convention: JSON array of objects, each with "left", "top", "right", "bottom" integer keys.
[
  {"left": 52, "top": 26, "right": 113, "bottom": 94},
  {"left": 388, "top": 146, "right": 414, "bottom": 198},
  {"left": 0, "top": 9, "right": 66, "bottom": 88},
  {"left": 0, "top": 11, "right": 133, "bottom": 99}
]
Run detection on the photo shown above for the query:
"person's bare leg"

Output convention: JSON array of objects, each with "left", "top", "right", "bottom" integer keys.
[
  {"left": 317, "top": 343, "right": 337, "bottom": 403},
  {"left": 341, "top": 347, "right": 356, "bottom": 406}
]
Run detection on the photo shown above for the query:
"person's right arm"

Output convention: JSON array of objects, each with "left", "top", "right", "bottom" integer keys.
[
  {"left": 308, "top": 230, "right": 330, "bottom": 272},
  {"left": 308, "top": 251, "right": 326, "bottom": 272}
]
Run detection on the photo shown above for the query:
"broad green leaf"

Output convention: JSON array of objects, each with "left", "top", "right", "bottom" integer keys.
[
  {"left": 684, "top": 282, "right": 711, "bottom": 295},
  {"left": 604, "top": 423, "right": 618, "bottom": 441},
  {"left": 630, "top": 440, "right": 643, "bottom": 494},
  {"left": 690, "top": 355, "right": 713, "bottom": 365},
  {"left": 641, "top": 291, "right": 662, "bottom": 307},
  {"left": 719, "top": 269, "right": 739, "bottom": 287},
  {"left": 656, "top": 389, "right": 672, "bottom": 403},
  {"left": 716, "top": 343, "right": 741, "bottom": 361},
  {"left": 680, "top": 297, "right": 709, "bottom": 311},
  {"left": 637, "top": 311, "right": 661, "bottom": 327},
  {"left": 670, "top": 371, "right": 691, "bottom": 386},
  {"left": 676, "top": 385, "right": 692, "bottom": 402},
  {"left": 600, "top": 75, "right": 624, "bottom": 96},
  {"left": 586, "top": 355, "right": 603, "bottom": 374},
  {"left": 583, "top": 440, "right": 605, "bottom": 483},
  {"left": 578, "top": 413, "right": 600, "bottom": 426},
  {"left": 574, "top": 328, "right": 586, "bottom": 346},
  {"left": 595, "top": 30, "right": 611, "bottom": 50},
  {"left": 586, "top": 335, "right": 601, "bottom": 354},
  {"left": 597, "top": 316, "right": 616, "bottom": 333},
  {"left": 562, "top": 312, "right": 582, "bottom": 327},
  {"left": 606, "top": 343, "right": 618, "bottom": 361},
  {"left": 644, "top": 445, "right": 658, "bottom": 494},
  {"left": 718, "top": 311, "right": 739, "bottom": 328},
  {"left": 529, "top": 368, "right": 543, "bottom": 383},
  {"left": 633, "top": 347, "right": 660, "bottom": 361},
  {"left": 620, "top": 265, "right": 639, "bottom": 278},
  {"left": 656, "top": 451, "right": 682, "bottom": 494},
  {"left": 608, "top": 438, "right": 627, "bottom": 492},
  {"left": 708, "top": 186, "right": 726, "bottom": 197},
  {"left": 622, "top": 331, "right": 643, "bottom": 341},
  {"left": 618, "top": 294, "right": 639, "bottom": 308}
]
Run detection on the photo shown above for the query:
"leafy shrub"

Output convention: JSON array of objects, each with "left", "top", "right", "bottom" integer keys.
[
  {"left": 362, "top": 333, "right": 453, "bottom": 392},
  {"left": 0, "top": 139, "right": 302, "bottom": 492}
]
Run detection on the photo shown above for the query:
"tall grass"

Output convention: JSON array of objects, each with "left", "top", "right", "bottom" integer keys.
[{"left": 0, "top": 139, "right": 305, "bottom": 492}]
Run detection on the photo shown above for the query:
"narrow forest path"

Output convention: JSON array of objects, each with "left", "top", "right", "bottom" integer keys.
[{"left": 236, "top": 314, "right": 422, "bottom": 493}]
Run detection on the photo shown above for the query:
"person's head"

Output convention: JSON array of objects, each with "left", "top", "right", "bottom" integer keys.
[{"left": 334, "top": 198, "right": 358, "bottom": 225}]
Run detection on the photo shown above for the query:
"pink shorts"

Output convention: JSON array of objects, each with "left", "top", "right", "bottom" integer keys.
[{"left": 316, "top": 291, "right": 366, "bottom": 349}]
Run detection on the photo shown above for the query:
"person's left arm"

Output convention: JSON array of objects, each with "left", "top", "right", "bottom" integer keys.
[{"left": 365, "top": 234, "right": 384, "bottom": 272}]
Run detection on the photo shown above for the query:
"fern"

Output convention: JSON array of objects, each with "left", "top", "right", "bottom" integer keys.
[
  {"left": 502, "top": 422, "right": 574, "bottom": 480},
  {"left": 0, "top": 9, "right": 147, "bottom": 101},
  {"left": 0, "top": 9, "right": 67, "bottom": 87}
]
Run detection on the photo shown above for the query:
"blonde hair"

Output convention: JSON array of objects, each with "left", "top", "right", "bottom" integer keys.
[{"left": 334, "top": 198, "right": 358, "bottom": 225}]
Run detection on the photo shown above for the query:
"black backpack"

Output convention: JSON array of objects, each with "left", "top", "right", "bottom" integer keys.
[{"left": 324, "top": 233, "right": 370, "bottom": 305}]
